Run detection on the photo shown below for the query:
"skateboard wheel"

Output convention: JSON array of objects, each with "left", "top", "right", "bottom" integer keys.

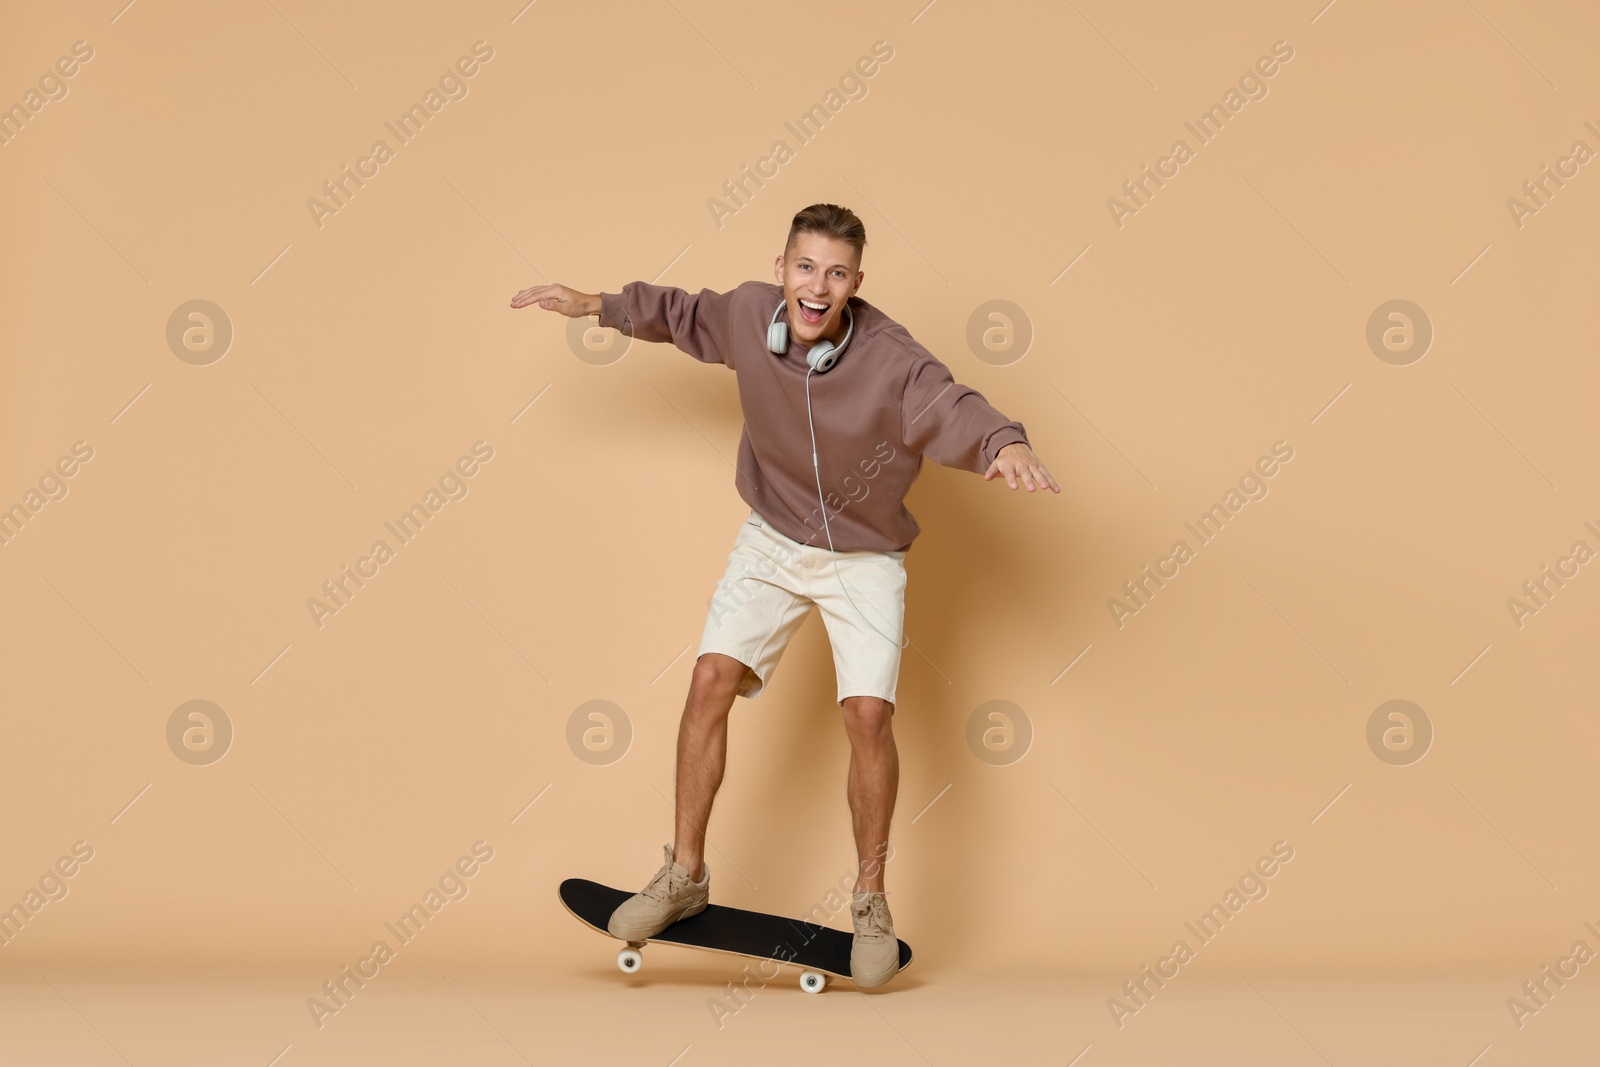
[
  {"left": 616, "top": 947, "right": 642, "bottom": 973},
  {"left": 799, "top": 971, "right": 827, "bottom": 994}
]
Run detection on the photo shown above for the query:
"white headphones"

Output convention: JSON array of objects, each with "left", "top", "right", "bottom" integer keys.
[
  {"left": 769, "top": 292, "right": 908, "bottom": 652},
  {"left": 767, "top": 298, "right": 854, "bottom": 372}
]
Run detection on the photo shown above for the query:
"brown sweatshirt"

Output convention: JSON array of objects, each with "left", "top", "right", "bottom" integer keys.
[{"left": 598, "top": 280, "right": 1029, "bottom": 552}]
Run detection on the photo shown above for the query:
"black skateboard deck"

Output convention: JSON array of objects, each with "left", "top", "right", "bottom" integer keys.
[{"left": 559, "top": 878, "right": 912, "bottom": 991}]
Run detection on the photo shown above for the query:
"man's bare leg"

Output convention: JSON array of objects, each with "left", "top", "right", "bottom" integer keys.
[
  {"left": 670, "top": 653, "right": 747, "bottom": 881},
  {"left": 841, "top": 696, "right": 898, "bottom": 893}
]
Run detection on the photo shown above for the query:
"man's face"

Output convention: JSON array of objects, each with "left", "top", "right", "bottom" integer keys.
[{"left": 773, "top": 232, "right": 863, "bottom": 348}]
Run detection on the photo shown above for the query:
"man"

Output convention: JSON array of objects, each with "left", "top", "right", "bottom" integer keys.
[{"left": 511, "top": 203, "right": 1057, "bottom": 988}]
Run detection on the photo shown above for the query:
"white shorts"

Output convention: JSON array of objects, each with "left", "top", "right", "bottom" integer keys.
[{"left": 698, "top": 511, "right": 907, "bottom": 705}]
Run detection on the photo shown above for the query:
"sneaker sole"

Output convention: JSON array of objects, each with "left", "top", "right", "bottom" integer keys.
[{"left": 851, "top": 963, "right": 899, "bottom": 989}]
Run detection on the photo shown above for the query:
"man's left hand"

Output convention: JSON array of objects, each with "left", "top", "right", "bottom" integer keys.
[{"left": 983, "top": 443, "right": 1060, "bottom": 493}]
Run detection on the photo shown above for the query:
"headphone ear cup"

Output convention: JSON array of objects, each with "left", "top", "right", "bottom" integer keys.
[
  {"left": 816, "top": 304, "right": 852, "bottom": 372},
  {"left": 768, "top": 321, "right": 788, "bottom": 354}
]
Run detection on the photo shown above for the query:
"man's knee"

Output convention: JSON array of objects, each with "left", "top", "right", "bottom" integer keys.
[
  {"left": 841, "top": 696, "right": 894, "bottom": 740},
  {"left": 689, "top": 653, "right": 746, "bottom": 703}
]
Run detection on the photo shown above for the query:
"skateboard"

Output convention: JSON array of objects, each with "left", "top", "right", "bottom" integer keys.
[{"left": 559, "top": 878, "right": 913, "bottom": 993}]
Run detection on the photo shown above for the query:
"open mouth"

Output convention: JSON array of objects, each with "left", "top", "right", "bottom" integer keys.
[{"left": 797, "top": 297, "right": 829, "bottom": 324}]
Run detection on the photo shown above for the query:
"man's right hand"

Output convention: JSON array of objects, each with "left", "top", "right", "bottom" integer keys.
[{"left": 510, "top": 283, "right": 600, "bottom": 317}]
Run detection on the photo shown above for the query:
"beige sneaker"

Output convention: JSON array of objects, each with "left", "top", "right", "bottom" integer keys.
[
  {"left": 849, "top": 891, "right": 900, "bottom": 988},
  {"left": 606, "top": 845, "right": 710, "bottom": 940}
]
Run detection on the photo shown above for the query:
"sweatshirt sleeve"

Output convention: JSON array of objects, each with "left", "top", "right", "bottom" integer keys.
[
  {"left": 596, "top": 281, "right": 739, "bottom": 367},
  {"left": 899, "top": 342, "right": 1029, "bottom": 473}
]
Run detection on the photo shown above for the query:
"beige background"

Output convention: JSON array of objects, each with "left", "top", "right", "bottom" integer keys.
[{"left": 2, "top": 0, "right": 1598, "bottom": 1062}]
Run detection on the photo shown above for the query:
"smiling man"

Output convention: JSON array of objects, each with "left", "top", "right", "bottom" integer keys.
[{"left": 511, "top": 203, "right": 1057, "bottom": 988}]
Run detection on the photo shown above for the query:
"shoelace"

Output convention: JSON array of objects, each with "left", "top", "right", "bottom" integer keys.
[
  {"left": 852, "top": 895, "right": 891, "bottom": 943},
  {"left": 642, "top": 848, "right": 690, "bottom": 903}
]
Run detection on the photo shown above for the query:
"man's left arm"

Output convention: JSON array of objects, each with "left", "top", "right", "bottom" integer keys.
[{"left": 900, "top": 353, "right": 1060, "bottom": 494}]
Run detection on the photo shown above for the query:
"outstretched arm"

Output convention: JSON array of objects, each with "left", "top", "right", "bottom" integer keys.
[
  {"left": 899, "top": 344, "right": 1059, "bottom": 496},
  {"left": 983, "top": 442, "right": 1060, "bottom": 493},
  {"left": 514, "top": 280, "right": 735, "bottom": 366}
]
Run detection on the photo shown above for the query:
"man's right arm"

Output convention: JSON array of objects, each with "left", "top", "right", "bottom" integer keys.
[{"left": 596, "top": 281, "right": 737, "bottom": 367}]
